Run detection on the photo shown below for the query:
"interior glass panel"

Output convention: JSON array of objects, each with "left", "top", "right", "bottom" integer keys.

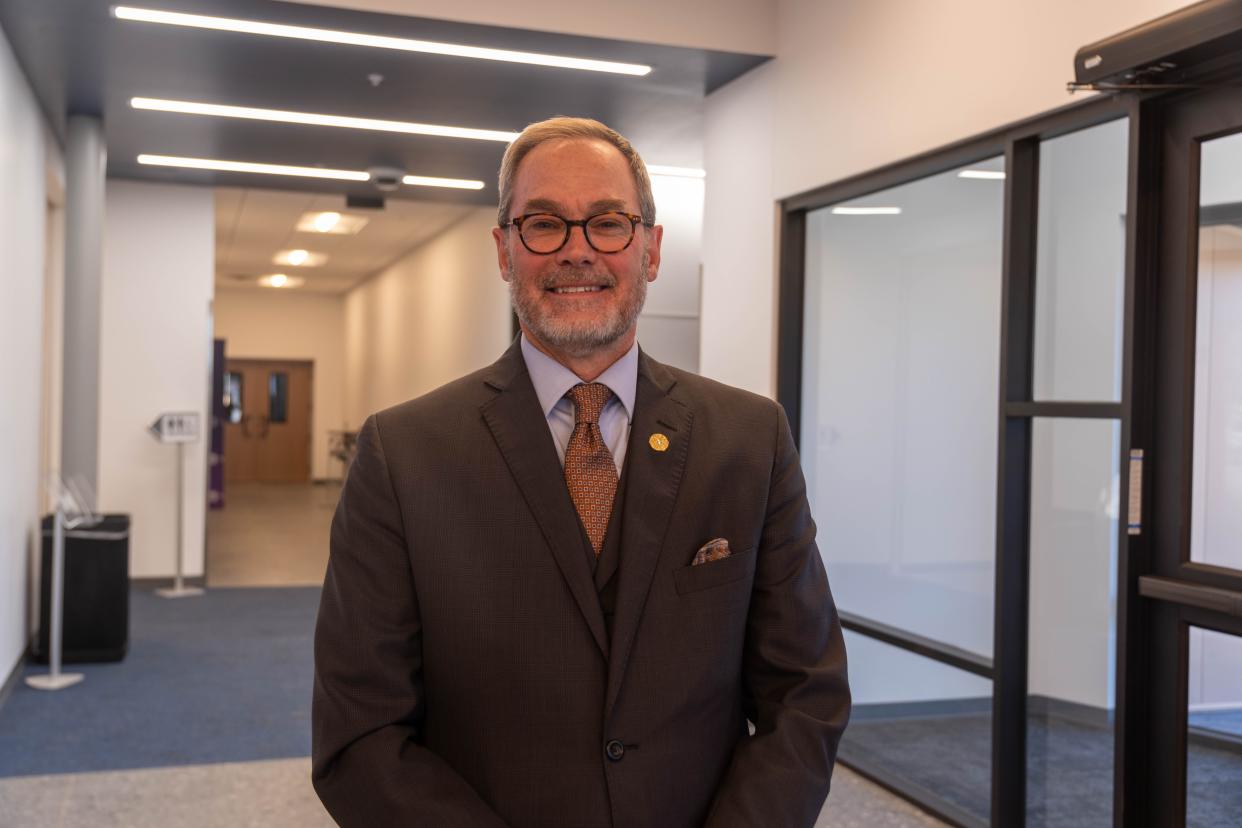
[
  {"left": 801, "top": 156, "right": 1004, "bottom": 658},
  {"left": 1032, "top": 119, "right": 1128, "bottom": 402},
  {"left": 842, "top": 630, "right": 992, "bottom": 823},
  {"left": 1026, "top": 418, "right": 1120, "bottom": 826},
  {"left": 1190, "top": 130, "right": 1242, "bottom": 571},
  {"left": 268, "top": 372, "right": 288, "bottom": 424},
  {"left": 1186, "top": 625, "right": 1242, "bottom": 826},
  {"left": 223, "top": 371, "right": 242, "bottom": 425}
]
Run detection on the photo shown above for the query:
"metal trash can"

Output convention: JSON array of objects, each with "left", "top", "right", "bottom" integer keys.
[{"left": 33, "top": 514, "right": 130, "bottom": 664}]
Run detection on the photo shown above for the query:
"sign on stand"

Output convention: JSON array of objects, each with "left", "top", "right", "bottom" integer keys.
[{"left": 149, "top": 412, "right": 204, "bottom": 599}]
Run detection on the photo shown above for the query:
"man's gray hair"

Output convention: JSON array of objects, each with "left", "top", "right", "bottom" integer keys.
[{"left": 497, "top": 116, "right": 656, "bottom": 227}]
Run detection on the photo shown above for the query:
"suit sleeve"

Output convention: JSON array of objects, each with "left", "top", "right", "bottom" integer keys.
[
  {"left": 311, "top": 415, "right": 507, "bottom": 827},
  {"left": 704, "top": 404, "right": 851, "bottom": 827}
]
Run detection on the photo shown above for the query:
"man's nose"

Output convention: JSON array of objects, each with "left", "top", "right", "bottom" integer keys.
[{"left": 556, "top": 224, "right": 596, "bottom": 265}]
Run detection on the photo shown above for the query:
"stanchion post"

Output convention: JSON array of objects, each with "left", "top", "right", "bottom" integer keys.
[{"left": 26, "top": 505, "right": 85, "bottom": 691}]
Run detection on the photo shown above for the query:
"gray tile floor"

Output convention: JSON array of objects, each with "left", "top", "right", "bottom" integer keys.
[{"left": 0, "top": 757, "right": 944, "bottom": 827}]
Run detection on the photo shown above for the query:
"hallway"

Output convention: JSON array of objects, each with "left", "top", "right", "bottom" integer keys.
[{"left": 206, "top": 482, "right": 340, "bottom": 588}]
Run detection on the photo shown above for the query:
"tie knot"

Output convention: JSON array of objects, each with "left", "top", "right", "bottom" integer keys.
[{"left": 568, "top": 383, "right": 612, "bottom": 425}]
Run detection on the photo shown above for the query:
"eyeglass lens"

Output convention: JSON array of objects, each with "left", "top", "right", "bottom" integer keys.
[{"left": 520, "top": 213, "right": 633, "bottom": 253}]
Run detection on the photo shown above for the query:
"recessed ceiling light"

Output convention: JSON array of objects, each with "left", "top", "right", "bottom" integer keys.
[
  {"left": 402, "top": 174, "right": 485, "bottom": 191},
  {"left": 274, "top": 249, "right": 326, "bottom": 267},
  {"left": 130, "top": 97, "right": 520, "bottom": 143},
  {"left": 138, "top": 154, "right": 368, "bottom": 181},
  {"left": 647, "top": 165, "right": 706, "bottom": 179},
  {"left": 137, "top": 154, "right": 484, "bottom": 189},
  {"left": 258, "top": 273, "right": 304, "bottom": 288},
  {"left": 958, "top": 170, "right": 1006, "bottom": 180},
  {"left": 113, "top": 6, "right": 652, "bottom": 75},
  {"left": 831, "top": 206, "right": 902, "bottom": 215},
  {"left": 297, "top": 211, "right": 369, "bottom": 234}
]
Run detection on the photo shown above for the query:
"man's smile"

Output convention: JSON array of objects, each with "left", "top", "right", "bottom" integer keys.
[{"left": 547, "top": 284, "right": 611, "bottom": 294}]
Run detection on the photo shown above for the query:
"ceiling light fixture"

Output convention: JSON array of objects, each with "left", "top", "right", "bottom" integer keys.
[
  {"left": 138, "top": 154, "right": 484, "bottom": 189},
  {"left": 647, "top": 165, "right": 706, "bottom": 179},
  {"left": 402, "top": 174, "right": 485, "bottom": 191},
  {"left": 274, "top": 249, "right": 327, "bottom": 267},
  {"left": 130, "top": 97, "right": 520, "bottom": 143},
  {"left": 958, "top": 170, "right": 1006, "bottom": 180},
  {"left": 831, "top": 206, "right": 902, "bottom": 215},
  {"left": 259, "top": 273, "right": 304, "bottom": 288},
  {"left": 297, "top": 211, "right": 370, "bottom": 235},
  {"left": 113, "top": 7, "right": 652, "bottom": 75},
  {"left": 138, "top": 154, "right": 368, "bottom": 181}
]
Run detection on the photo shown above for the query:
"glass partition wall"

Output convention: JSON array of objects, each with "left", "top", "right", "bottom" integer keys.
[
  {"left": 801, "top": 157, "right": 1005, "bottom": 825},
  {"left": 781, "top": 101, "right": 1133, "bottom": 826}
]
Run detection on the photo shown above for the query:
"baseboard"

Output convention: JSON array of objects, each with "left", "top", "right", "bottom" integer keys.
[
  {"left": 312, "top": 478, "right": 344, "bottom": 486},
  {"left": 851, "top": 696, "right": 992, "bottom": 722},
  {"left": 130, "top": 576, "right": 207, "bottom": 589},
  {"left": 0, "top": 645, "right": 27, "bottom": 712},
  {"left": 1029, "top": 694, "right": 1113, "bottom": 729}
]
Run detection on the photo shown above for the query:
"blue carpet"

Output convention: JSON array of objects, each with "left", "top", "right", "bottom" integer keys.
[{"left": 0, "top": 587, "right": 319, "bottom": 777}]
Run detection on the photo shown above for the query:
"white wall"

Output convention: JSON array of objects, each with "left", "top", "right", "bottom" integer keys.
[
  {"left": 294, "top": 0, "right": 776, "bottom": 54},
  {"left": 638, "top": 173, "right": 705, "bottom": 374},
  {"left": 0, "top": 22, "right": 53, "bottom": 680},
  {"left": 344, "top": 209, "right": 511, "bottom": 424},
  {"left": 701, "top": 0, "right": 1194, "bottom": 397},
  {"left": 213, "top": 289, "right": 347, "bottom": 480},
  {"left": 99, "top": 180, "right": 214, "bottom": 579}
]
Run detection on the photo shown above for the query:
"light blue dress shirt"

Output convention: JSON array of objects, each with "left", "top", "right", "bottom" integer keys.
[{"left": 519, "top": 334, "right": 637, "bottom": 474}]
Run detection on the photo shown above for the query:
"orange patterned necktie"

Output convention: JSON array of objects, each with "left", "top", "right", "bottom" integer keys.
[{"left": 564, "top": 383, "right": 618, "bottom": 556}]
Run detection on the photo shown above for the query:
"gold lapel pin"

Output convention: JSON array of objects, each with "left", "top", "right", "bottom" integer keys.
[{"left": 649, "top": 433, "right": 670, "bottom": 452}]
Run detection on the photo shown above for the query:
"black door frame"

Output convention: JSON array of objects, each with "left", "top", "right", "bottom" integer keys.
[
  {"left": 1126, "top": 80, "right": 1242, "bottom": 826},
  {"left": 779, "top": 55, "right": 1242, "bottom": 822}
]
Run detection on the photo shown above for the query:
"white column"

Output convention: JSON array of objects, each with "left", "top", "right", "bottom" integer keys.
[{"left": 60, "top": 115, "right": 106, "bottom": 496}]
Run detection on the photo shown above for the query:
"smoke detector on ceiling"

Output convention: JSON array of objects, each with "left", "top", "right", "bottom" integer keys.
[{"left": 368, "top": 166, "right": 405, "bottom": 192}]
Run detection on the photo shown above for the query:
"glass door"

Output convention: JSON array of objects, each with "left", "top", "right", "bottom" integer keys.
[{"left": 1131, "top": 85, "right": 1242, "bottom": 826}]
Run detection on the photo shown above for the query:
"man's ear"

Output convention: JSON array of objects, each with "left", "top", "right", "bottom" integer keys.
[
  {"left": 492, "top": 225, "right": 512, "bottom": 281},
  {"left": 644, "top": 224, "right": 664, "bottom": 282}
]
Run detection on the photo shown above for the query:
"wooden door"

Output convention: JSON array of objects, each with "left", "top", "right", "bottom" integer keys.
[{"left": 223, "top": 359, "right": 312, "bottom": 483}]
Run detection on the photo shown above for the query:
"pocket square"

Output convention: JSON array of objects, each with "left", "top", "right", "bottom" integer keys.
[{"left": 691, "top": 538, "right": 731, "bottom": 566}]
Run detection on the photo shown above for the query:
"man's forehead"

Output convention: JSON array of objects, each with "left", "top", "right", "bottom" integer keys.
[{"left": 513, "top": 139, "right": 637, "bottom": 205}]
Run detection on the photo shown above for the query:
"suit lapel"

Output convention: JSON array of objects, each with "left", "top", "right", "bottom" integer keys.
[
  {"left": 605, "top": 352, "right": 692, "bottom": 717},
  {"left": 479, "top": 342, "right": 609, "bottom": 658}
]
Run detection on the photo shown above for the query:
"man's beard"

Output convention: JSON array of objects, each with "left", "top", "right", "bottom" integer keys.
[{"left": 508, "top": 253, "right": 648, "bottom": 358}]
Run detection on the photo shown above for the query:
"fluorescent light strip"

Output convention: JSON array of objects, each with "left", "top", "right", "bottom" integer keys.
[
  {"left": 131, "top": 97, "right": 519, "bottom": 143},
  {"left": 958, "top": 170, "right": 1006, "bottom": 180},
  {"left": 647, "top": 165, "right": 706, "bottom": 179},
  {"left": 403, "top": 174, "right": 485, "bottom": 190},
  {"left": 113, "top": 6, "right": 652, "bottom": 75},
  {"left": 138, "top": 154, "right": 485, "bottom": 189},
  {"left": 831, "top": 206, "right": 902, "bottom": 215},
  {"left": 137, "top": 154, "right": 369, "bottom": 180}
]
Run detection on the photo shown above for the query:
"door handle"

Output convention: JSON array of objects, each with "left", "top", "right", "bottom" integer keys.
[
  {"left": 240, "top": 414, "right": 253, "bottom": 438},
  {"left": 258, "top": 415, "right": 271, "bottom": 438}
]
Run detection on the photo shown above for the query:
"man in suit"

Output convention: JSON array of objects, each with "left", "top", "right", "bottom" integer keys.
[{"left": 312, "top": 117, "right": 850, "bottom": 827}]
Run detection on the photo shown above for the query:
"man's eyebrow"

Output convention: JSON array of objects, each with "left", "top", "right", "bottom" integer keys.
[
  {"left": 518, "top": 197, "right": 632, "bottom": 216},
  {"left": 521, "top": 197, "right": 564, "bottom": 214},
  {"left": 587, "top": 198, "right": 629, "bottom": 213}
]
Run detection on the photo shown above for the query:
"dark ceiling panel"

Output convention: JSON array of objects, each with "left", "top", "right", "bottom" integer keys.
[{"left": 0, "top": 0, "right": 769, "bottom": 206}]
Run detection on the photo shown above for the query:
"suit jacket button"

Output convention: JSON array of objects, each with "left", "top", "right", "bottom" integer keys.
[{"left": 605, "top": 739, "right": 625, "bottom": 762}]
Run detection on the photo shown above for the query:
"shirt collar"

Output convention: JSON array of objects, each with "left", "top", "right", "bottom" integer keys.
[{"left": 520, "top": 333, "right": 638, "bottom": 422}]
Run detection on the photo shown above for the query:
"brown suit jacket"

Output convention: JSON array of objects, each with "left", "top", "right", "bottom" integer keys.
[{"left": 312, "top": 341, "right": 850, "bottom": 827}]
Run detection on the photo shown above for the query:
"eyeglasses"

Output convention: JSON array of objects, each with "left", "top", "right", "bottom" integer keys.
[{"left": 502, "top": 211, "right": 650, "bottom": 254}]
